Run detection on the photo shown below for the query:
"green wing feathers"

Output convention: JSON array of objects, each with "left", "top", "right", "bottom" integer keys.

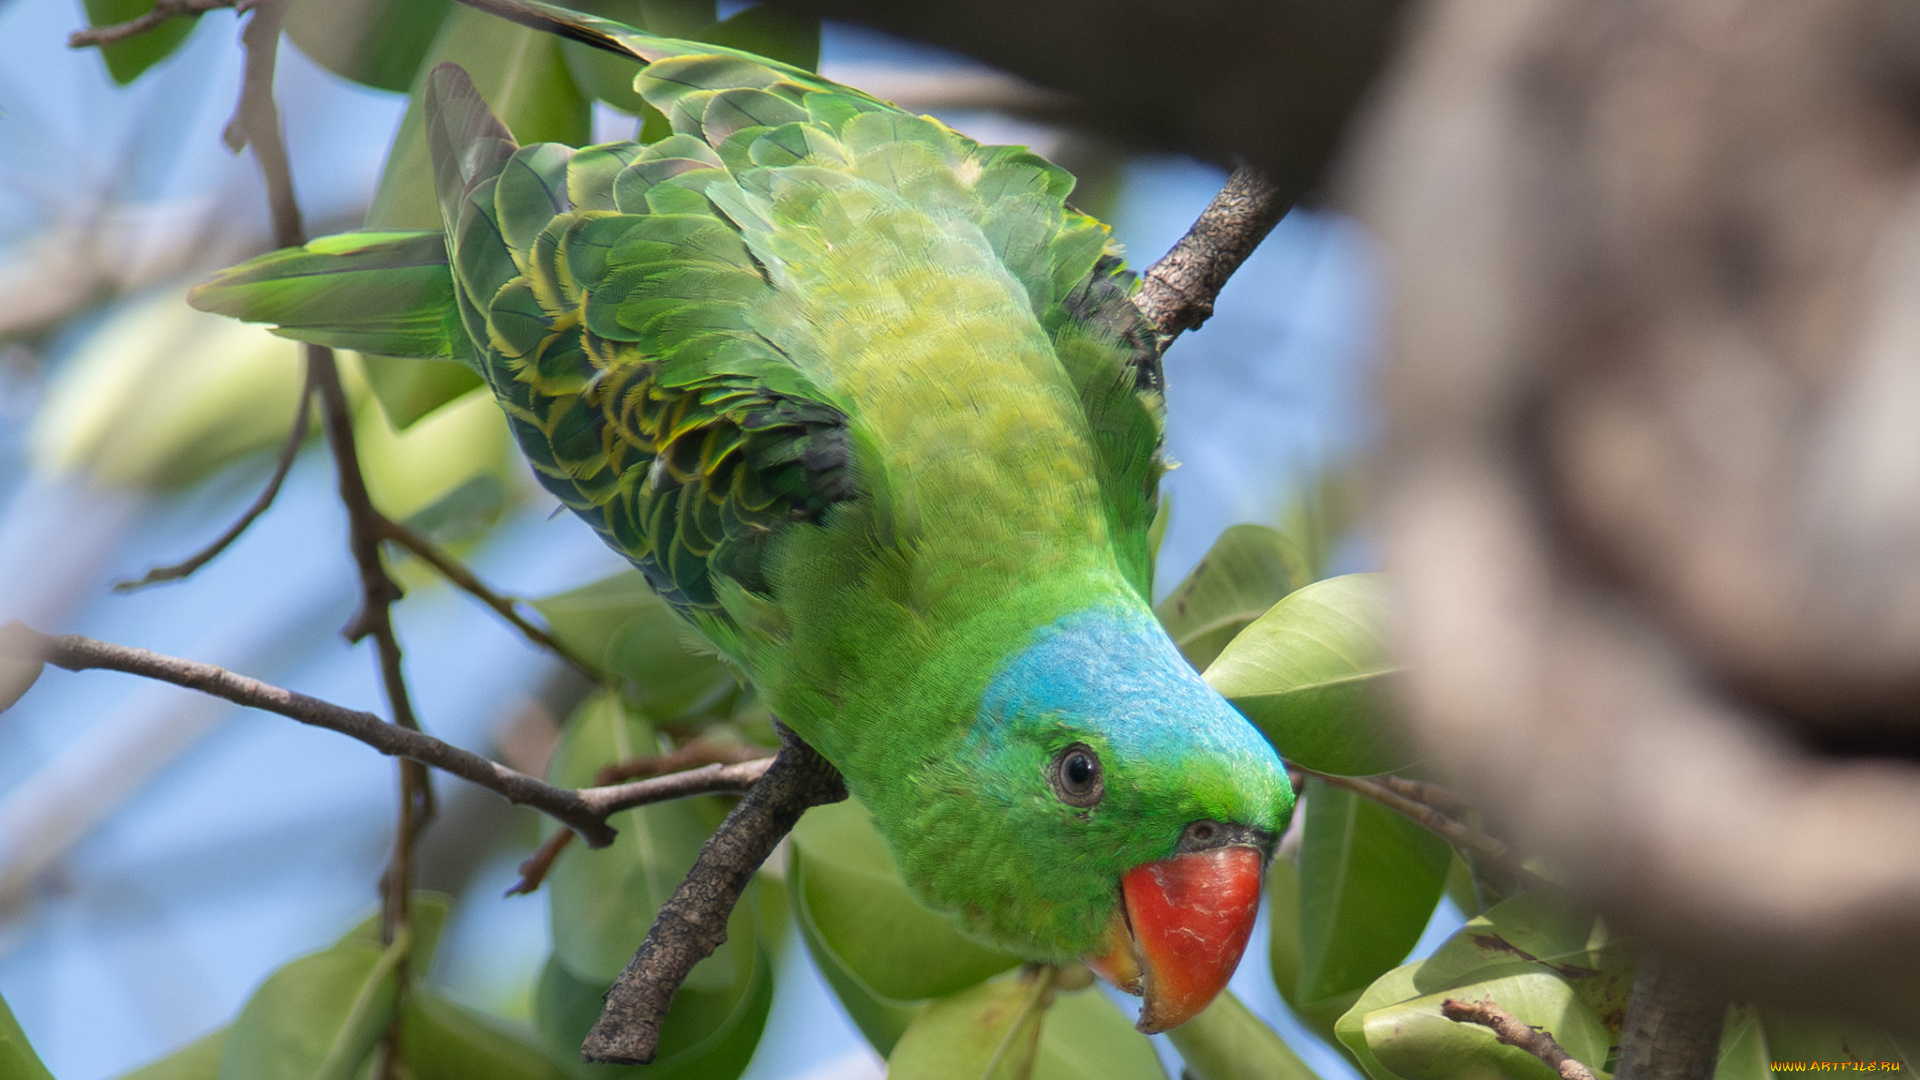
[
  {"left": 190, "top": 10, "right": 1165, "bottom": 623},
  {"left": 189, "top": 231, "right": 464, "bottom": 361}
]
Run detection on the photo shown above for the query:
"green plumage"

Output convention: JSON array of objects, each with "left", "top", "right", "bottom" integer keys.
[{"left": 193, "top": 1, "right": 1288, "bottom": 968}]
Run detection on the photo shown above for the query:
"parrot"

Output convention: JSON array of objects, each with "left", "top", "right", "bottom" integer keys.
[{"left": 190, "top": 0, "right": 1293, "bottom": 1033}]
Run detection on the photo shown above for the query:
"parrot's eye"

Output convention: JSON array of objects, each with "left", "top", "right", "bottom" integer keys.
[{"left": 1050, "top": 743, "right": 1104, "bottom": 807}]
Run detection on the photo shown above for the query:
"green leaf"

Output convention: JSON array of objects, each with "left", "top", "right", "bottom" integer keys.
[
  {"left": 1295, "top": 778, "right": 1451, "bottom": 1009},
  {"left": 789, "top": 867, "right": 924, "bottom": 1056},
  {"left": 0, "top": 992, "right": 54, "bottom": 1080},
  {"left": 544, "top": 692, "right": 739, "bottom": 988},
  {"left": 285, "top": 0, "right": 454, "bottom": 92},
  {"left": 1204, "top": 573, "right": 1410, "bottom": 776},
  {"left": 1335, "top": 889, "right": 1630, "bottom": 1080},
  {"left": 1156, "top": 524, "right": 1310, "bottom": 671},
  {"left": 790, "top": 797, "right": 1020, "bottom": 1003},
  {"left": 399, "top": 988, "right": 567, "bottom": 1080},
  {"left": 338, "top": 891, "right": 454, "bottom": 969},
  {"left": 532, "top": 573, "right": 738, "bottom": 717},
  {"left": 366, "top": 6, "right": 592, "bottom": 229},
  {"left": 1164, "top": 990, "right": 1321, "bottom": 1080},
  {"left": 532, "top": 944, "right": 773, "bottom": 1080},
  {"left": 888, "top": 976, "right": 1051, "bottom": 1080},
  {"left": 352, "top": 384, "right": 515, "bottom": 529},
  {"left": 1267, "top": 852, "right": 1350, "bottom": 1052},
  {"left": 1362, "top": 969, "right": 1608, "bottom": 1080},
  {"left": 30, "top": 292, "right": 309, "bottom": 491},
  {"left": 219, "top": 929, "right": 409, "bottom": 1080},
  {"left": 358, "top": 352, "right": 484, "bottom": 431},
  {"left": 115, "top": 1028, "right": 225, "bottom": 1080},
  {"left": 1031, "top": 987, "right": 1166, "bottom": 1080},
  {"left": 1763, "top": 1015, "right": 1912, "bottom": 1074},
  {"left": 700, "top": 4, "right": 821, "bottom": 70},
  {"left": 82, "top": 0, "right": 199, "bottom": 84},
  {"left": 401, "top": 474, "right": 509, "bottom": 544},
  {"left": 1712, "top": 1007, "right": 1771, "bottom": 1080}
]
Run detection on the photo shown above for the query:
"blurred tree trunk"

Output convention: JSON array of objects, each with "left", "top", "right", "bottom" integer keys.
[{"left": 1363, "top": 0, "right": 1920, "bottom": 1029}]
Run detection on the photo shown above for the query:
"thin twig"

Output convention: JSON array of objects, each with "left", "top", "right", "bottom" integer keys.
[
  {"left": 67, "top": 0, "right": 235, "bottom": 49},
  {"left": 374, "top": 517, "right": 597, "bottom": 677},
  {"left": 1135, "top": 164, "right": 1295, "bottom": 347},
  {"left": 1295, "top": 765, "right": 1535, "bottom": 884},
  {"left": 1370, "top": 772, "right": 1476, "bottom": 818},
  {"left": 1441, "top": 998, "right": 1599, "bottom": 1080},
  {"left": 115, "top": 365, "right": 315, "bottom": 592},
  {"left": 5, "top": 623, "right": 774, "bottom": 847},
  {"left": 508, "top": 741, "right": 773, "bottom": 896},
  {"left": 583, "top": 726, "right": 845, "bottom": 1065}
]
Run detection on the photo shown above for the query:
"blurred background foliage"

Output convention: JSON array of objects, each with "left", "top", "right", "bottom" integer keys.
[{"left": 9, "top": 1, "right": 1891, "bottom": 1079}]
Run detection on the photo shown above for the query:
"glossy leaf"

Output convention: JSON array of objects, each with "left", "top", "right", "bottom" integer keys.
[
  {"left": 1165, "top": 990, "right": 1321, "bottom": 1080},
  {"left": 790, "top": 797, "right": 1020, "bottom": 1003},
  {"left": 399, "top": 987, "right": 568, "bottom": 1080},
  {"left": 1713, "top": 1007, "right": 1771, "bottom": 1080},
  {"left": 285, "top": 0, "right": 454, "bottom": 93},
  {"left": 358, "top": 352, "right": 483, "bottom": 431},
  {"left": 1336, "top": 890, "right": 1630, "bottom": 1080},
  {"left": 115, "top": 1028, "right": 225, "bottom": 1080},
  {"left": 30, "top": 292, "right": 307, "bottom": 490},
  {"left": 790, "top": 869, "right": 924, "bottom": 1055},
  {"left": 544, "top": 692, "right": 739, "bottom": 988},
  {"left": 532, "top": 574, "right": 738, "bottom": 717},
  {"left": 1362, "top": 968, "right": 1608, "bottom": 1080},
  {"left": 1204, "top": 573, "right": 1409, "bottom": 776},
  {"left": 367, "top": 6, "right": 592, "bottom": 229},
  {"left": 353, "top": 380, "right": 514, "bottom": 523},
  {"left": 339, "top": 891, "right": 453, "bottom": 969},
  {"left": 532, "top": 944, "right": 773, "bottom": 1080},
  {"left": 1295, "top": 778, "right": 1451, "bottom": 1010},
  {"left": 82, "top": 0, "right": 199, "bottom": 84},
  {"left": 1763, "top": 1015, "right": 1911, "bottom": 1074},
  {"left": 888, "top": 976, "right": 1051, "bottom": 1080},
  {"left": 1031, "top": 987, "right": 1166, "bottom": 1080},
  {"left": 400, "top": 474, "right": 510, "bottom": 544},
  {"left": 0, "top": 992, "right": 53, "bottom": 1080},
  {"left": 218, "top": 931, "right": 407, "bottom": 1080},
  {"left": 1267, "top": 852, "right": 1348, "bottom": 1050},
  {"left": 1155, "top": 524, "right": 1310, "bottom": 671}
]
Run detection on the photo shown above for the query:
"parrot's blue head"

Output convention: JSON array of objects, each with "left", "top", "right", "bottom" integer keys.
[{"left": 888, "top": 602, "right": 1294, "bottom": 1032}]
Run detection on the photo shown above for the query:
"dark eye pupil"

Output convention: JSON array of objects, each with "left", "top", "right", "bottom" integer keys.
[
  {"left": 1065, "top": 753, "right": 1095, "bottom": 789},
  {"left": 1051, "top": 743, "right": 1103, "bottom": 807}
]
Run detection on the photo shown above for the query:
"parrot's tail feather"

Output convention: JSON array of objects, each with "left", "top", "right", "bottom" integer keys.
[{"left": 186, "top": 230, "right": 468, "bottom": 364}]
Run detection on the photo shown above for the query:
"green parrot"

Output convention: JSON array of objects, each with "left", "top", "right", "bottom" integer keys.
[{"left": 191, "top": 0, "right": 1293, "bottom": 1032}]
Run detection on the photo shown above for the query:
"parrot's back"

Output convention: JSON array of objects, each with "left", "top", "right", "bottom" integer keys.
[{"left": 191, "top": 18, "right": 1168, "bottom": 758}]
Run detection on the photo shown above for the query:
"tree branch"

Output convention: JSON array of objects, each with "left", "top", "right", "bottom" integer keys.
[
  {"left": 1615, "top": 953, "right": 1726, "bottom": 1080},
  {"left": 4, "top": 622, "right": 778, "bottom": 847},
  {"left": 1295, "top": 765, "right": 1538, "bottom": 886},
  {"left": 1135, "top": 164, "right": 1296, "bottom": 346},
  {"left": 582, "top": 726, "right": 846, "bottom": 1065},
  {"left": 114, "top": 364, "right": 315, "bottom": 592},
  {"left": 1441, "top": 998, "right": 1599, "bottom": 1080},
  {"left": 508, "top": 740, "right": 774, "bottom": 896},
  {"left": 67, "top": 0, "right": 235, "bottom": 49},
  {"left": 373, "top": 516, "right": 597, "bottom": 677}
]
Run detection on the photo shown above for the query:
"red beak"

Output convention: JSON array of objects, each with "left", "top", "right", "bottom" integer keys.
[{"left": 1082, "top": 845, "right": 1264, "bottom": 1032}]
